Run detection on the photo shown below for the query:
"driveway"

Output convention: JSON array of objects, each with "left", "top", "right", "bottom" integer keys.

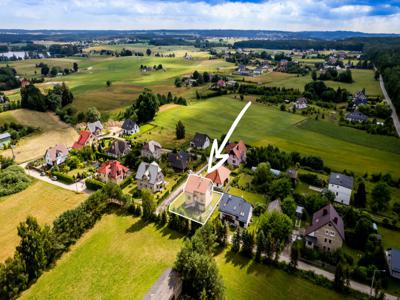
[{"left": 379, "top": 74, "right": 400, "bottom": 137}]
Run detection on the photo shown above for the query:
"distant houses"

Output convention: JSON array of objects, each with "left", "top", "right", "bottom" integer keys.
[
  {"left": 219, "top": 193, "right": 253, "bottom": 228},
  {"left": 352, "top": 90, "right": 368, "bottom": 108},
  {"left": 190, "top": 133, "right": 210, "bottom": 150},
  {"left": 167, "top": 150, "right": 190, "bottom": 171},
  {"left": 386, "top": 248, "right": 400, "bottom": 280},
  {"left": 141, "top": 140, "right": 162, "bottom": 160},
  {"left": 206, "top": 166, "right": 231, "bottom": 189},
  {"left": 184, "top": 175, "right": 213, "bottom": 212},
  {"left": 44, "top": 144, "right": 69, "bottom": 166},
  {"left": 0, "top": 132, "right": 11, "bottom": 149},
  {"left": 328, "top": 172, "right": 354, "bottom": 205},
  {"left": 97, "top": 160, "right": 129, "bottom": 184},
  {"left": 72, "top": 130, "right": 94, "bottom": 150},
  {"left": 345, "top": 111, "right": 368, "bottom": 122},
  {"left": 108, "top": 140, "right": 131, "bottom": 158},
  {"left": 87, "top": 121, "right": 103, "bottom": 136},
  {"left": 135, "top": 161, "right": 165, "bottom": 193},
  {"left": 122, "top": 119, "right": 139, "bottom": 135},
  {"left": 225, "top": 140, "right": 247, "bottom": 167},
  {"left": 295, "top": 97, "right": 308, "bottom": 110},
  {"left": 305, "top": 204, "right": 345, "bottom": 252}
]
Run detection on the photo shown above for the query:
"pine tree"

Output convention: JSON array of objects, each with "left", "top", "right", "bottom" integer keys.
[
  {"left": 232, "top": 227, "right": 241, "bottom": 253},
  {"left": 354, "top": 181, "right": 367, "bottom": 208},
  {"left": 255, "top": 230, "right": 266, "bottom": 262},
  {"left": 175, "top": 120, "right": 185, "bottom": 139},
  {"left": 241, "top": 229, "right": 254, "bottom": 258}
]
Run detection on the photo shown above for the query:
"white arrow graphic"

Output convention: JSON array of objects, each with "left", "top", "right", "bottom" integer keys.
[{"left": 207, "top": 101, "right": 252, "bottom": 174}]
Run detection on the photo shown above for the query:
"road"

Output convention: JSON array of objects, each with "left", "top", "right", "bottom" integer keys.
[
  {"left": 155, "top": 163, "right": 208, "bottom": 214},
  {"left": 379, "top": 74, "right": 400, "bottom": 137},
  {"left": 20, "top": 162, "right": 91, "bottom": 194}
]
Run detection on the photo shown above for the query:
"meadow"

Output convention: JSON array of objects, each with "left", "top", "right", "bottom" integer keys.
[
  {"left": 143, "top": 96, "right": 400, "bottom": 177},
  {"left": 0, "top": 180, "right": 87, "bottom": 262}
]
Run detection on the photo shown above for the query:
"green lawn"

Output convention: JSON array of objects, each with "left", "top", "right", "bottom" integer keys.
[
  {"left": 380, "top": 227, "right": 400, "bottom": 250},
  {"left": 216, "top": 251, "right": 356, "bottom": 300},
  {"left": 229, "top": 187, "right": 266, "bottom": 206},
  {"left": 147, "top": 96, "right": 400, "bottom": 177},
  {"left": 21, "top": 215, "right": 184, "bottom": 300}
]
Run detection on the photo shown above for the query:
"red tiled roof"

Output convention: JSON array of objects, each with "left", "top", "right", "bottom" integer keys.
[
  {"left": 72, "top": 130, "right": 92, "bottom": 150},
  {"left": 225, "top": 140, "right": 246, "bottom": 159},
  {"left": 97, "top": 160, "right": 129, "bottom": 179},
  {"left": 206, "top": 166, "right": 231, "bottom": 185},
  {"left": 184, "top": 175, "right": 212, "bottom": 194}
]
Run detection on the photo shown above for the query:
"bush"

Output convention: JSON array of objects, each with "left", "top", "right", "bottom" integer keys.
[
  {"left": 0, "top": 165, "right": 31, "bottom": 196},
  {"left": 85, "top": 178, "right": 105, "bottom": 191},
  {"left": 299, "top": 173, "right": 326, "bottom": 187},
  {"left": 52, "top": 171, "right": 74, "bottom": 184}
]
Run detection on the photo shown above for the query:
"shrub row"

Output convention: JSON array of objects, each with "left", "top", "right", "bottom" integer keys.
[
  {"left": 52, "top": 171, "right": 75, "bottom": 184},
  {"left": 85, "top": 178, "right": 105, "bottom": 191}
]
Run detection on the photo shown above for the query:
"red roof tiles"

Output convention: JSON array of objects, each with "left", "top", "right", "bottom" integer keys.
[{"left": 72, "top": 130, "right": 92, "bottom": 150}]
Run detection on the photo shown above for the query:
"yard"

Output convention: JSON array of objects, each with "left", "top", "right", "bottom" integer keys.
[{"left": 0, "top": 179, "right": 87, "bottom": 262}]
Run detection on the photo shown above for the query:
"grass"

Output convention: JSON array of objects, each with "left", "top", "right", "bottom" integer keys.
[
  {"left": 216, "top": 250, "right": 356, "bottom": 300},
  {"left": 146, "top": 96, "right": 400, "bottom": 177},
  {"left": 0, "top": 180, "right": 87, "bottom": 262},
  {"left": 0, "top": 109, "right": 78, "bottom": 163},
  {"left": 21, "top": 214, "right": 183, "bottom": 300},
  {"left": 229, "top": 187, "right": 266, "bottom": 206},
  {"left": 380, "top": 227, "right": 400, "bottom": 250}
]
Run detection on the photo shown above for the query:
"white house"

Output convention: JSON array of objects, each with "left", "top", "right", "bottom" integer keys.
[
  {"left": 45, "top": 144, "right": 69, "bottom": 166},
  {"left": 121, "top": 119, "right": 140, "bottom": 135},
  {"left": 328, "top": 172, "right": 354, "bottom": 205}
]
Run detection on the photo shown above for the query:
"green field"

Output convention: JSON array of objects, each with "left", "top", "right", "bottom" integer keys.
[{"left": 145, "top": 96, "right": 400, "bottom": 177}]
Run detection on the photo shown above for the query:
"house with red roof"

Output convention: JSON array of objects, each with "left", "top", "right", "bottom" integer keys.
[
  {"left": 72, "top": 130, "right": 94, "bottom": 150},
  {"left": 305, "top": 204, "right": 345, "bottom": 252},
  {"left": 184, "top": 174, "right": 213, "bottom": 212},
  {"left": 217, "top": 79, "right": 226, "bottom": 88},
  {"left": 206, "top": 166, "right": 231, "bottom": 189},
  {"left": 97, "top": 160, "right": 129, "bottom": 184},
  {"left": 225, "top": 140, "right": 247, "bottom": 167}
]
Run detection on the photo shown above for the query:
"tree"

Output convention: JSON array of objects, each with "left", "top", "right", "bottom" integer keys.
[
  {"left": 46, "top": 91, "right": 62, "bottom": 111},
  {"left": 334, "top": 260, "right": 349, "bottom": 292},
  {"left": 86, "top": 107, "right": 101, "bottom": 122},
  {"left": 203, "top": 71, "right": 210, "bottom": 82},
  {"left": 232, "top": 227, "right": 241, "bottom": 253},
  {"left": 213, "top": 218, "right": 227, "bottom": 247},
  {"left": 73, "top": 62, "right": 79, "bottom": 72},
  {"left": 20, "top": 84, "right": 47, "bottom": 111},
  {"left": 106, "top": 80, "right": 112, "bottom": 87},
  {"left": 311, "top": 70, "right": 317, "bottom": 81},
  {"left": 252, "top": 162, "right": 272, "bottom": 193},
  {"left": 354, "top": 181, "right": 367, "bottom": 208},
  {"left": 50, "top": 66, "right": 59, "bottom": 77},
  {"left": 241, "top": 229, "right": 254, "bottom": 257},
  {"left": 371, "top": 182, "right": 391, "bottom": 212},
  {"left": 255, "top": 230, "right": 266, "bottom": 262},
  {"left": 290, "top": 240, "right": 300, "bottom": 269},
  {"left": 135, "top": 91, "right": 160, "bottom": 123},
  {"left": 41, "top": 64, "right": 49, "bottom": 76},
  {"left": 282, "top": 196, "right": 297, "bottom": 219},
  {"left": 146, "top": 48, "right": 152, "bottom": 56},
  {"left": 270, "top": 177, "right": 292, "bottom": 199},
  {"left": 175, "top": 120, "right": 185, "bottom": 139},
  {"left": 141, "top": 189, "right": 156, "bottom": 220}
]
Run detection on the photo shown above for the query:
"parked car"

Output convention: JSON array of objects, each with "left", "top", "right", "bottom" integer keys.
[{"left": 51, "top": 176, "right": 58, "bottom": 181}]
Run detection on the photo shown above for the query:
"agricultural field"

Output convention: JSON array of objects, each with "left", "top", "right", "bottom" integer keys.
[
  {"left": 142, "top": 96, "right": 400, "bottom": 177},
  {"left": 0, "top": 109, "right": 78, "bottom": 163},
  {"left": 0, "top": 180, "right": 87, "bottom": 262}
]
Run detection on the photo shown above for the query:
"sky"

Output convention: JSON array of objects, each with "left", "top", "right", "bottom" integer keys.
[{"left": 0, "top": 0, "right": 399, "bottom": 33}]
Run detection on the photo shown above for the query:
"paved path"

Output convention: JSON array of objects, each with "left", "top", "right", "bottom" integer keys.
[
  {"left": 379, "top": 74, "right": 400, "bottom": 137},
  {"left": 20, "top": 162, "right": 91, "bottom": 194},
  {"left": 155, "top": 164, "right": 208, "bottom": 214}
]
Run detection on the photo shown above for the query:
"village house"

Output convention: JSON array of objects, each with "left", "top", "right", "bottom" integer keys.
[
  {"left": 345, "top": 111, "right": 368, "bottom": 122},
  {"left": 287, "top": 169, "right": 298, "bottom": 185},
  {"left": 184, "top": 174, "right": 213, "bottom": 212},
  {"left": 121, "top": 119, "right": 140, "bottom": 135},
  {"left": 135, "top": 161, "right": 165, "bottom": 193},
  {"left": 276, "top": 59, "right": 289, "bottom": 72},
  {"left": 295, "top": 97, "right": 308, "bottom": 110},
  {"left": 328, "top": 172, "right": 354, "bottom": 205},
  {"left": 97, "top": 160, "right": 129, "bottom": 184},
  {"left": 167, "top": 150, "right": 190, "bottom": 171},
  {"left": 44, "top": 144, "right": 69, "bottom": 166},
  {"left": 141, "top": 140, "right": 162, "bottom": 160},
  {"left": 226, "top": 80, "right": 237, "bottom": 88},
  {"left": 386, "top": 248, "right": 400, "bottom": 280},
  {"left": 352, "top": 91, "right": 368, "bottom": 108},
  {"left": 108, "top": 140, "right": 131, "bottom": 158},
  {"left": 305, "top": 204, "right": 345, "bottom": 252},
  {"left": 234, "top": 64, "right": 251, "bottom": 76},
  {"left": 206, "top": 166, "right": 231, "bottom": 189},
  {"left": 252, "top": 67, "right": 264, "bottom": 76},
  {"left": 216, "top": 79, "right": 226, "bottom": 88},
  {"left": 219, "top": 193, "right": 253, "bottom": 228},
  {"left": 225, "top": 140, "right": 247, "bottom": 167},
  {"left": 190, "top": 132, "right": 210, "bottom": 150},
  {"left": 20, "top": 78, "right": 30, "bottom": 88},
  {"left": 0, "top": 132, "right": 11, "bottom": 149},
  {"left": 87, "top": 121, "right": 103, "bottom": 136},
  {"left": 72, "top": 130, "right": 95, "bottom": 150},
  {"left": 267, "top": 199, "right": 282, "bottom": 213}
]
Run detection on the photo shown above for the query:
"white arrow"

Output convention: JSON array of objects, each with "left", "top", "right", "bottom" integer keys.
[{"left": 207, "top": 101, "right": 252, "bottom": 174}]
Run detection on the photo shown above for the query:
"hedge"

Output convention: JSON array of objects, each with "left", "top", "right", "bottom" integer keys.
[
  {"left": 52, "top": 171, "right": 74, "bottom": 184},
  {"left": 85, "top": 178, "right": 105, "bottom": 191}
]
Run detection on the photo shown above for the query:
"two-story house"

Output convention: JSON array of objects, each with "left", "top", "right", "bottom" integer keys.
[
  {"left": 72, "top": 130, "right": 95, "bottom": 150},
  {"left": 108, "top": 140, "right": 131, "bottom": 158},
  {"left": 87, "top": 121, "right": 103, "bottom": 136},
  {"left": 305, "top": 204, "right": 345, "bottom": 252},
  {"left": 44, "top": 144, "right": 69, "bottom": 166},
  {"left": 206, "top": 166, "right": 231, "bottom": 189},
  {"left": 219, "top": 193, "right": 253, "bottom": 227},
  {"left": 141, "top": 140, "right": 162, "bottom": 160},
  {"left": 225, "top": 140, "right": 247, "bottom": 167},
  {"left": 135, "top": 161, "right": 165, "bottom": 193},
  {"left": 184, "top": 174, "right": 213, "bottom": 212},
  {"left": 190, "top": 133, "right": 210, "bottom": 150},
  {"left": 97, "top": 160, "right": 129, "bottom": 184},
  {"left": 122, "top": 119, "right": 140, "bottom": 135},
  {"left": 328, "top": 172, "right": 354, "bottom": 205}
]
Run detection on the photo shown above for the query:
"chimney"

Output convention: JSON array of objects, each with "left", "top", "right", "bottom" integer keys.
[
  {"left": 333, "top": 217, "right": 338, "bottom": 224},
  {"left": 322, "top": 208, "right": 328, "bottom": 216}
]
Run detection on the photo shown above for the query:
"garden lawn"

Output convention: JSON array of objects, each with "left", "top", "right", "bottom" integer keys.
[
  {"left": 21, "top": 214, "right": 183, "bottom": 300},
  {"left": 149, "top": 96, "right": 400, "bottom": 177},
  {"left": 229, "top": 187, "right": 266, "bottom": 206},
  {"left": 0, "top": 180, "right": 87, "bottom": 262},
  {"left": 216, "top": 250, "right": 356, "bottom": 300}
]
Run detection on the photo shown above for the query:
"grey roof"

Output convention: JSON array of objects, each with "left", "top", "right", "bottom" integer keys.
[
  {"left": 143, "top": 140, "right": 161, "bottom": 153},
  {"left": 108, "top": 140, "right": 130, "bottom": 157},
  {"left": 167, "top": 150, "right": 189, "bottom": 170},
  {"left": 87, "top": 121, "right": 103, "bottom": 133},
  {"left": 0, "top": 132, "right": 11, "bottom": 140},
  {"left": 191, "top": 132, "right": 209, "bottom": 148},
  {"left": 219, "top": 193, "right": 252, "bottom": 223},
  {"left": 305, "top": 204, "right": 345, "bottom": 240},
  {"left": 353, "top": 91, "right": 368, "bottom": 106},
  {"left": 346, "top": 111, "right": 368, "bottom": 122},
  {"left": 122, "top": 119, "right": 139, "bottom": 131},
  {"left": 329, "top": 172, "right": 354, "bottom": 190},
  {"left": 388, "top": 248, "right": 400, "bottom": 274},
  {"left": 135, "top": 161, "right": 162, "bottom": 184}
]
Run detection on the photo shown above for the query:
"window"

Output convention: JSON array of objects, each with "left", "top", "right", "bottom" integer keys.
[
  {"left": 324, "top": 238, "right": 327, "bottom": 243},
  {"left": 329, "top": 240, "right": 332, "bottom": 244},
  {"left": 328, "top": 247, "right": 330, "bottom": 252}
]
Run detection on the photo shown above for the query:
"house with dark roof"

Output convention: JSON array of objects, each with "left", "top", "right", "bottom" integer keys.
[
  {"left": 345, "top": 111, "right": 368, "bottom": 122},
  {"left": 72, "top": 130, "right": 94, "bottom": 150},
  {"left": 225, "top": 140, "right": 246, "bottom": 167},
  {"left": 219, "top": 193, "right": 253, "bottom": 228},
  {"left": 97, "top": 160, "right": 129, "bottom": 184},
  {"left": 206, "top": 166, "right": 231, "bottom": 189},
  {"left": 87, "top": 121, "right": 103, "bottom": 136},
  {"left": 141, "top": 140, "right": 162, "bottom": 160},
  {"left": 353, "top": 91, "right": 368, "bottom": 107},
  {"left": 44, "top": 144, "right": 69, "bottom": 166},
  {"left": 121, "top": 119, "right": 139, "bottom": 135},
  {"left": 167, "top": 150, "right": 189, "bottom": 171},
  {"left": 190, "top": 133, "right": 210, "bottom": 150},
  {"left": 295, "top": 97, "right": 308, "bottom": 110},
  {"left": 328, "top": 172, "right": 354, "bottom": 205},
  {"left": 386, "top": 248, "right": 400, "bottom": 280},
  {"left": 108, "top": 140, "right": 131, "bottom": 158},
  {"left": 305, "top": 204, "right": 345, "bottom": 252},
  {"left": 184, "top": 174, "right": 213, "bottom": 212},
  {"left": 135, "top": 161, "right": 165, "bottom": 193}
]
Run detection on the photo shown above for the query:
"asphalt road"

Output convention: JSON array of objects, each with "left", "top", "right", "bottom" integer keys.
[{"left": 380, "top": 74, "right": 400, "bottom": 137}]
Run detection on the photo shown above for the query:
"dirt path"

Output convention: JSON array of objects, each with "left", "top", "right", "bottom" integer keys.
[{"left": 379, "top": 74, "right": 400, "bottom": 137}]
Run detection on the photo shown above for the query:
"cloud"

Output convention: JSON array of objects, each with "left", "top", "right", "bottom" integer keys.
[{"left": 0, "top": 0, "right": 399, "bottom": 33}]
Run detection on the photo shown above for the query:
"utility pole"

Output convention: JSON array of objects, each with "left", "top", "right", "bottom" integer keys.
[{"left": 369, "top": 269, "right": 385, "bottom": 299}]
